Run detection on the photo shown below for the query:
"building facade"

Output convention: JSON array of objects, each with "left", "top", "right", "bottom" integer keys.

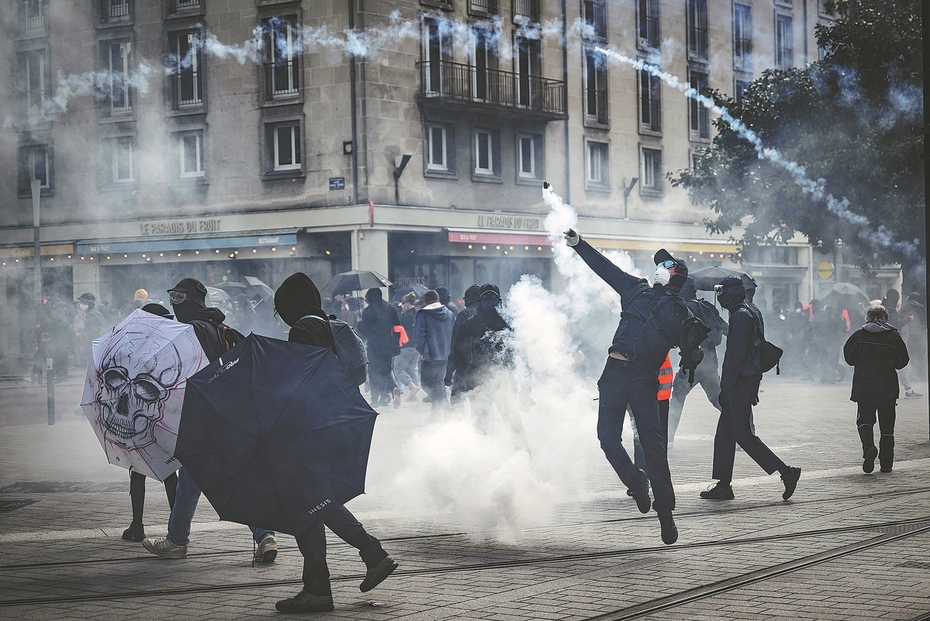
[{"left": 0, "top": 0, "right": 894, "bottom": 366}]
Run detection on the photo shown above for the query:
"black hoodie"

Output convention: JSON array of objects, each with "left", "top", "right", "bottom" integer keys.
[
  {"left": 843, "top": 320, "right": 909, "bottom": 402},
  {"left": 274, "top": 273, "right": 333, "bottom": 348}
]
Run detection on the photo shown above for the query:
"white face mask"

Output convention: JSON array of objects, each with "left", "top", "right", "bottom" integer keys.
[{"left": 653, "top": 266, "right": 671, "bottom": 286}]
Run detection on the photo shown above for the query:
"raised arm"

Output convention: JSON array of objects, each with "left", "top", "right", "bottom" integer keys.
[{"left": 566, "top": 230, "right": 645, "bottom": 300}]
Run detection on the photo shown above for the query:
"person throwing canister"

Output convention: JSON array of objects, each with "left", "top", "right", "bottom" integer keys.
[
  {"left": 701, "top": 276, "right": 801, "bottom": 501},
  {"left": 565, "top": 228, "right": 708, "bottom": 545},
  {"left": 843, "top": 305, "right": 909, "bottom": 473}
]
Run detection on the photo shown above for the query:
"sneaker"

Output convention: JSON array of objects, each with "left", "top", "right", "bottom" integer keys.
[
  {"left": 122, "top": 522, "right": 145, "bottom": 542},
  {"left": 625, "top": 469, "right": 651, "bottom": 514},
  {"left": 700, "top": 482, "right": 735, "bottom": 500},
  {"left": 275, "top": 590, "right": 335, "bottom": 613},
  {"left": 392, "top": 388, "right": 402, "bottom": 409},
  {"left": 905, "top": 390, "right": 923, "bottom": 398},
  {"left": 658, "top": 512, "right": 678, "bottom": 545},
  {"left": 142, "top": 537, "right": 187, "bottom": 559},
  {"left": 406, "top": 383, "right": 420, "bottom": 400},
  {"left": 781, "top": 467, "right": 801, "bottom": 500},
  {"left": 862, "top": 446, "right": 878, "bottom": 474},
  {"left": 360, "top": 555, "right": 398, "bottom": 592},
  {"left": 254, "top": 534, "right": 278, "bottom": 562}
]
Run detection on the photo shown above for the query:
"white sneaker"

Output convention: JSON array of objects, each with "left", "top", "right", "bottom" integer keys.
[
  {"left": 905, "top": 390, "right": 923, "bottom": 399},
  {"left": 254, "top": 534, "right": 278, "bottom": 562},
  {"left": 406, "top": 383, "right": 420, "bottom": 400},
  {"left": 142, "top": 537, "right": 187, "bottom": 559}
]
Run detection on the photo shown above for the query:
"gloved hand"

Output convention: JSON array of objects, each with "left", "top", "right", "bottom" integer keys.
[{"left": 564, "top": 228, "right": 580, "bottom": 247}]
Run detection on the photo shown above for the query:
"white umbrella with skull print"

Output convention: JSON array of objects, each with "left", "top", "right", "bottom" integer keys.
[{"left": 81, "top": 309, "right": 208, "bottom": 481}]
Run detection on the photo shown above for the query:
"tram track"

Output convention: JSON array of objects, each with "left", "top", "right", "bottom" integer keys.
[{"left": 1, "top": 515, "right": 928, "bottom": 608}]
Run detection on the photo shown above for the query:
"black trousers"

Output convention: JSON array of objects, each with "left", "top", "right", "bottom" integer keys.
[
  {"left": 632, "top": 400, "right": 669, "bottom": 475},
  {"left": 420, "top": 359, "right": 448, "bottom": 408},
  {"left": 368, "top": 353, "right": 395, "bottom": 401},
  {"left": 297, "top": 504, "right": 387, "bottom": 596},
  {"left": 129, "top": 470, "right": 177, "bottom": 523},
  {"left": 856, "top": 400, "right": 896, "bottom": 467},
  {"left": 711, "top": 375, "right": 786, "bottom": 482},
  {"left": 597, "top": 358, "right": 675, "bottom": 514}
]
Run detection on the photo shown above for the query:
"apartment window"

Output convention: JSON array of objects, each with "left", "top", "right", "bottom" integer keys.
[
  {"left": 733, "top": 4, "right": 752, "bottom": 71},
  {"left": 735, "top": 78, "right": 751, "bottom": 104},
  {"left": 18, "top": 144, "right": 51, "bottom": 195},
  {"left": 515, "top": 36, "right": 541, "bottom": 108},
  {"left": 21, "top": 0, "right": 45, "bottom": 30},
  {"left": 585, "top": 49, "right": 608, "bottom": 125},
  {"left": 515, "top": 134, "right": 544, "bottom": 182},
  {"left": 111, "top": 136, "right": 135, "bottom": 183},
  {"left": 586, "top": 141, "right": 609, "bottom": 188},
  {"left": 637, "top": 0, "right": 660, "bottom": 50},
  {"left": 268, "top": 122, "right": 301, "bottom": 172},
  {"left": 468, "top": 0, "right": 497, "bottom": 17},
  {"left": 687, "top": 0, "right": 708, "bottom": 61},
  {"left": 639, "top": 69, "right": 661, "bottom": 133},
  {"left": 421, "top": 0, "right": 454, "bottom": 9},
  {"left": 641, "top": 148, "right": 662, "bottom": 193},
  {"left": 688, "top": 69, "right": 709, "bottom": 140},
  {"left": 473, "top": 129, "right": 500, "bottom": 177},
  {"left": 775, "top": 15, "right": 794, "bottom": 69},
  {"left": 265, "top": 17, "right": 300, "bottom": 99},
  {"left": 582, "top": 0, "right": 607, "bottom": 42},
  {"left": 21, "top": 50, "right": 47, "bottom": 121},
  {"left": 513, "top": 0, "right": 540, "bottom": 23},
  {"left": 423, "top": 18, "right": 452, "bottom": 95},
  {"left": 178, "top": 131, "right": 205, "bottom": 178},
  {"left": 102, "top": 0, "right": 131, "bottom": 22},
  {"left": 471, "top": 27, "right": 499, "bottom": 102},
  {"left": 102, "top": 40, "right": 133, "bottom": 114},
  {"left": 171, "top": 31, "right": 203, "bottom": 108},
  {"left": 426, "top": 123, "right": 453, "bottom": 173}
]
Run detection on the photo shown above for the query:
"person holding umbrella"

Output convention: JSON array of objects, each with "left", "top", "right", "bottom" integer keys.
[
  {"left": 142, "top": 278, "right": 278, "bottom": 562},
  {"left": 701, "top": 276, "right": 801, "bottom": 501},
  {"left": 272, "top": 272, "right": 398, "bottom": 613}
]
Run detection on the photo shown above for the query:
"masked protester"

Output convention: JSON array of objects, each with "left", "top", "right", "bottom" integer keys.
[
  {"left": 121, "top": 303, "right": 179, "bottom": 543},
  {"left": 667, "top": 277, "right": 727, "bottom": 445},
  {"left": 356, "top": 288, "right": 401, "bottom": 407},
  {"left": 448, "top": 284, "right": 482, "bottom": 403},
  {"left": 271, "top": 273, "right": 397, "bottom": 614},
  {"left": 565, "top": 229, "right": 708, "bottom": 545},
  {"left": 843, "top": 305, "right": 909, "bottom": 473},
  {"left": 142, "top": 278, "right": 278, "bottom": 563},
  {"left": 701, "top": 276, "right": 801, "bottom": 502}
]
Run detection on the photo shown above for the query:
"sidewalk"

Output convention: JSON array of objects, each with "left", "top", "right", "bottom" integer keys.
[{"left": 1, "top": 378, "right": 929, "bottom": 620}]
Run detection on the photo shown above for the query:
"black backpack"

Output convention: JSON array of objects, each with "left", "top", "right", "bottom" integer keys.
[
  {"left": 745, "top": 304, "right": 783, "bottom": 374},
  {"left": 329, "top": 319, "right": 368, "bottom": 386},
  {"left": 627, "top": 293, "right": 692, "bottom": 371}
]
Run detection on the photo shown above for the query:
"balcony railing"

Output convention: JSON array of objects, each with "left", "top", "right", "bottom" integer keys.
[
  {"left": 106, "top": 0, "right": 130, "bottom": 20},
  {"left": 22, "top": 0, "right": 45, "bottom": 30},
  {"left": 418, "top": 60, "right": 565, "bottom": 118},
  {"left": 513, "top": 0, "right": 540, "bottom": 22},
  {"left": 468, "top": 0, "right": 498, "bottom": 16}
]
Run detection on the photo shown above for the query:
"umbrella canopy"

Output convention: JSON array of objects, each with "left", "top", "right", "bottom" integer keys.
[
  {"left": 205, "top": 286, "right": 229, "bottom": 306},
  {"left": 821, "top": 282, "right": 870, "bottom": 310},
  {"left": 322, "top": 270, "right": 392, "bottom": 296},
  {"left": 690, "top": 265, "right": 757, "bottom": 292},
  {"left": 81, "top": 309, "right": 208, "bottom": 481},
  {"left": 176, "top": 334, "right": 378, "bottom": 536},
  {"left": 214, "top": 276, "right": 275, "bottom": 303},
  {"left": 391, "top": 283, "right": 429, "bottom": 303}
]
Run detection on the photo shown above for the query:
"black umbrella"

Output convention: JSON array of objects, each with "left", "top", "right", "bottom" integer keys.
[
  {"left": 821, "top": 282, "right": 870, "bottom": 310},
  {"left": 391, "top": 283, "right": 428, "bottom": 303},
  {"left": 176, "top": 334, "right": 378, "bottom": 535},
  {"left": 321, "top": 270, "right": 392, "bottom": 296},
  {"left": 214, "top": 276, "right": 275, "bottom": 303},
  {"left": 690, "top": 265, "right": 757, "bottom": 292}
]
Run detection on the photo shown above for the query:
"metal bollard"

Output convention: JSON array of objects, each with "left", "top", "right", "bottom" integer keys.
[{"left": 45, "top": 357, "right": 55, "bottom": 425}]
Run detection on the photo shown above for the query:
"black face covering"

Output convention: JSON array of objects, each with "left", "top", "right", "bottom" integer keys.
[{"left": 172, "top": 299, "right": 204, "bottom": 324}]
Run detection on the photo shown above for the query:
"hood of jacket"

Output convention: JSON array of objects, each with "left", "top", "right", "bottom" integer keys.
[
  {"left": 419, "top": 302, "right": 450, "bottom": 318},
  {"left": 863, "top": 320, "right": 896, "bottom": 333},
  {"left": 174, "top": 303, "right": 225, "bottom": 325},
  {"left": 678, "top": 277, "right": 697, "bottom": 300},
  {"left": 274, "top": 272, "right": 326, "bottom": 327}
]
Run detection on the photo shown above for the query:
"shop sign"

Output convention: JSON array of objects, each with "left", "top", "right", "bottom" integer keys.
[
  {"left": 476, "top": 215, "right": 540, "bottom": 231},
  {"left": 140, "top": 218, "right": 222, "bottom": 236},
  {"left": 329, "top": 177, "right": 345, "bottom": 190},
  {"left": 817, "top": 261, "right": 835, "bottom": 279},
  {"left": 393, "top": 276, "right": 427, "bottom": 287}
]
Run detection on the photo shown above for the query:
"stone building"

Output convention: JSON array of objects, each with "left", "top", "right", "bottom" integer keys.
[{"left": 2, "top": 0, "right": 887, "bottom": 367}]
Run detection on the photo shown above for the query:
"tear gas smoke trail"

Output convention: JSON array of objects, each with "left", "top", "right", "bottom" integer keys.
[{"left": 593, "top": 46, "right": 921, "bottom": 260}]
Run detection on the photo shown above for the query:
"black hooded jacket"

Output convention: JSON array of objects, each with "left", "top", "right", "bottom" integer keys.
[
  {"left": 357, "top": 288, "right": 400, "bottom": 357},
  {"left": 844, "top": 321, "right": 909, "bottom": 402},
  {"left": 679, "top": 277, "right": 727, "bottom": 349},
  {"left": 176, "top": 304, "right": 234, "bottom": 363},
  {"left": 274, "top": 272, "right": 333, "bottom": 349}
]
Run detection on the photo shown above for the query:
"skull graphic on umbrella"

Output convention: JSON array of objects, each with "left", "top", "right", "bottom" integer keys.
[{"left": 81, "top": 309, "right": 208, "bottom": 481}]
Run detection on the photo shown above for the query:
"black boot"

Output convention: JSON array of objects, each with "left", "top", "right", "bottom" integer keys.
[
  {"left": 122, "top": 521, "right": 145, "bottom": 542},
  {"left": 658, "top": 513, "right": 678, "bottom": 545},
  {"left": 879, "top": 435, "right": 894, "bottom": 472},
  {"left": 862, "top": 445, "right": 878, "bottom": 473}
]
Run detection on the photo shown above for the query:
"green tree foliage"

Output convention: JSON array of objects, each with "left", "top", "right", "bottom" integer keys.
[{"left": 671, "top": 0, "right": 923, "bottom": 275}]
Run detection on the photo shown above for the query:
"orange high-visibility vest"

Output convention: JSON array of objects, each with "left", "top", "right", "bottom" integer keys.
[{"left": 657, "top": 354, "right": 673, "bottom": 401}]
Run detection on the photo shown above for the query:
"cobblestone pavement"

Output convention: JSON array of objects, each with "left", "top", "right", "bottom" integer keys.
[{"left": 1, "top": 374, "right": 928, "bottom": 620}]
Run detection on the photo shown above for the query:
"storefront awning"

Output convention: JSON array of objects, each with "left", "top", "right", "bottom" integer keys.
[
  {"left": 447, "top": 230, "right": 551, "bottom": 246},
  {"left": 75, "top": 234, "right": 297, "bottom": 255},
  {"left": 0, "top": 244, "right": 74, "bottom": 258}
]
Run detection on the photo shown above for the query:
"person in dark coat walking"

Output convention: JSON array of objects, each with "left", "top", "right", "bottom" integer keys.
[
  {"left": 448, "top": 284, "right": 482, "bottom": 403},
  {"left": 356, "top": 288, "right": 400, "bottom": 407},
  {"left": 565, "top": 229, "right": 708, "bottom": 545},
  {"left": 843, "top": 305, "right": 909, "bottom": 473},
  {"left": 701, "top": 276, "right": 801, "bottom": 502},
  {"left": 667, "top": 277, "right": 726, "bottom": 445},
  {"left": 414, "top": 289, "right": 455, "bottom": 412},
  {"left": 271, "top": 273, "right": 398, "bottom": 613},
  {"left": 391, "top": 292, "right": 421, "bottom": 408},
  {"left": 142, "top": 278, "right": 277, "bottom": 562}
]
